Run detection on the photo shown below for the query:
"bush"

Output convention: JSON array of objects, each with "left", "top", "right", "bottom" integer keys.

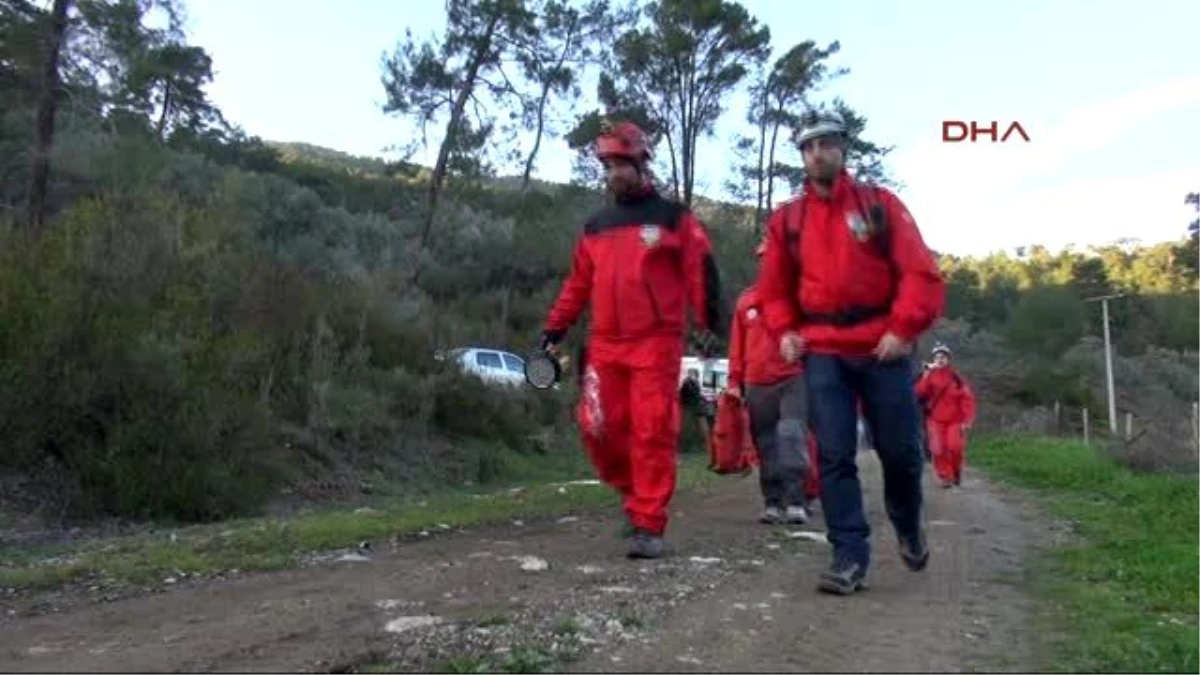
[
  {"left": 0, "top": 150, "right": 589, "bottom": 523},
  {"left": 0, "top": 198, "right": 278, "bottom": 521}
]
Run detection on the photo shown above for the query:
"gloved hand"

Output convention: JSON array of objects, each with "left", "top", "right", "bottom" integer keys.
[
  {"left": 780, "top": 331, "right": 805, "bottom": 363},
  {"left": 694, "top": 329, "right": 721, "bottom": 357},
  {"left": 540, "top": 329, "right": 565, "bottom": 353}
]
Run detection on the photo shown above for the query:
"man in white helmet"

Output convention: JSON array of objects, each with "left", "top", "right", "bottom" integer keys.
[
  {"left": 756, "top": 109, "right": 946, "bottom": 595},
  {"left": 915, "top": 344, "right": 976, "bottom": 488}
]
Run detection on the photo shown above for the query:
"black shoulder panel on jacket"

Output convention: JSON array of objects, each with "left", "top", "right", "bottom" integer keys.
[{"left": 583, "top": 194, "right": 687, "bottom": 235}]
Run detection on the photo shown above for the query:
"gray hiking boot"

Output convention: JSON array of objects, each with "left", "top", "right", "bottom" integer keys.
[
  {"left": 759, "top": 506, "right": 784, "bottom": 525},
  {"left": 817, "top": 556, "right": 869, "bottom": 596},
  {"left": 785, "top": 505, "right": 810, "bottom": 525},
  {"left": 627, "top": 529, "right": 666, "bottom": 559},
  {"left": 898, "top": 528, "right": 930, "bottom": 572}
]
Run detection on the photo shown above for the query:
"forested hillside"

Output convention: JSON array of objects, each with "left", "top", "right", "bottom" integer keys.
[{"left": 1, "top": 0, "right": 1195, "bottom": 525}]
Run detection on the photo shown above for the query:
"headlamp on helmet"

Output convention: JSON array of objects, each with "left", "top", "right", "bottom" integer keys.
[{"left": 796, "top": 110, "right": 847, "bottom": 148}]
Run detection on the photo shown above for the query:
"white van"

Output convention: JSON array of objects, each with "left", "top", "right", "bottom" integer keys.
[{"left": 680, "top": 356, "right": 729, "bottom": 402}]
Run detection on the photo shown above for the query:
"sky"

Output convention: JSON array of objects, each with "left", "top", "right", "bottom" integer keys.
[{"left": 183, "top": 0, "right": 1200, "bottom": 257}]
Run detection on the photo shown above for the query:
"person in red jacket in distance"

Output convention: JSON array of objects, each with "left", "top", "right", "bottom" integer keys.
[
  {"left": 539, "top": 119, "right": 723, "bottom": 560},
  {"left": 914, "top": 344, "right": 977, "bottom": 488},
  {"left": 757, "top": 110, "right": 947, "bottom": 595},
  {"left": 727, "top": 240, "right": 813, "bottom": 525}
]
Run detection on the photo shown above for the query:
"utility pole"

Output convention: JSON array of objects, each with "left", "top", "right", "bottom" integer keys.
[{"left": 1085, "top": 293, "right": 1126, "bottom": 435}]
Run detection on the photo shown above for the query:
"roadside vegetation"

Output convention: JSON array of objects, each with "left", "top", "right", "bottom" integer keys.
[
  {"left": 0, "top": 1, "right": 1194, "bottom": 538},
  {"left": 973, "top": 436, "right": 1199, "bottom": 674},
  {"left": 0, "top": 455, "right": 718, "bottom": 594}
]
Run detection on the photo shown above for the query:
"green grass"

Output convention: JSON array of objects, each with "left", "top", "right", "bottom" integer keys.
[
  {"left": 0, "top": 454, "right": 717, "bottom": 594},
  {"left": 972, "top": 435, "right": 1199, "bottom": 674}
]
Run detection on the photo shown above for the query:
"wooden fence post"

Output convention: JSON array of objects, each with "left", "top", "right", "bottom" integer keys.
[
  {"left": 1053, "top": 400, "right": 1061, "bottom": 435},
  {"left": 1082, "top": 407, "right": 1090, "bottom": 445},
  {"left": 1193, "top": 401, "right": 1199, "bottom": 456},
  {"left": 1124, "top": 412, "right": 1133, "bottom": 441}
]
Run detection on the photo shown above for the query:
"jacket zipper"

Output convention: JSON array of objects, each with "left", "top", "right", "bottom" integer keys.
[
  {"left": 613, "top": 263, "right": 623, "bottom": 335},
  {"left": 642, "top": 277, "right": 663, "bottom": 327}
]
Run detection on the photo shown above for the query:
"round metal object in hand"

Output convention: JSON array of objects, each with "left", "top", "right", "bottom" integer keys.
[{"left": 524, "top": 350, "right": 562, "bottom": 390}]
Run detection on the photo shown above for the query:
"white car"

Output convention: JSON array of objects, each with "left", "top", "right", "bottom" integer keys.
[
  {"left": 438, "top": 347, "right": 528, "bottom": 388},
  {"left": 680, "top": 356, "right": 729, "bottom": 403}
]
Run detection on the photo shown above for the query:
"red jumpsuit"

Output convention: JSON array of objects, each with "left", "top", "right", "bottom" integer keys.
[
  {"left": 915, "top": 366, "right": 976, "bottom": 484},
  {"left": 727, "top": 284, "right": 819, "bottom": 501},
  {"left": 543, "top": 190, "right": 721, "bottom": 536}
]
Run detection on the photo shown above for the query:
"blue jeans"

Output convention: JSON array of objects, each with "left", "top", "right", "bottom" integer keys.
[{"left": 804, "top": 354, "right": 925, "bottom": 569}]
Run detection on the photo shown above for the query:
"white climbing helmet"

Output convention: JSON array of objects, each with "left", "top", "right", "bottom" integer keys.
[
  {"left": 931, "top": 343, "right": 952, "bottom": 358},
  {"left": 796, "top": 110, "right": 847, "bottom": 147}
]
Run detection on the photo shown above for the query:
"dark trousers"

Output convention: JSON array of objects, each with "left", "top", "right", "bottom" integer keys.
[
  {"left": 745, "top": 375, "right": 809, "bottom": 509},
  {"left": 804, "top": 354, "right": 925, "bottom": 569}
]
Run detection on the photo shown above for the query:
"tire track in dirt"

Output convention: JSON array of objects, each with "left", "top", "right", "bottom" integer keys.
[{"left": 0, "top": 452, "right": 1050, "bottom": 673}]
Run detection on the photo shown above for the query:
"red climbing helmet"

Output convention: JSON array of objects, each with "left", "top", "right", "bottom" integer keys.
[{"left": 596, "top": 119, "right": 652, "bottom": 163}]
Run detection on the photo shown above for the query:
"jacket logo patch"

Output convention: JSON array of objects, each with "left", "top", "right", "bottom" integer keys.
[
  {"left": 746, "top": 308, "right": 759, "bottom": 321},
  {"left": 640, "top": 224, "right": 662, "bottom": 248},
  {"left": 845, "top": 211, "right": 870, "bottom": 241}
]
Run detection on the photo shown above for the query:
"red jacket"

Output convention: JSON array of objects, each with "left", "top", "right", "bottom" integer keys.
[
  {"left": 544, "top": 191, "right": 721, "bottom": 342},
  {"left": 915, "top": 366, "right": 976, "bottom": 424},
  {"left": 757, "top": 170, "right": 946, "bottom": 357},
  {"left": 727, "top": 284, "right": 802, "bottom": 388}
]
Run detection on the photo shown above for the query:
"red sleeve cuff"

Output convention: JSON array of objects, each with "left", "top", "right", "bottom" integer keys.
[{"left": 887, "top": 316, "right": 923, "bottom": 343}]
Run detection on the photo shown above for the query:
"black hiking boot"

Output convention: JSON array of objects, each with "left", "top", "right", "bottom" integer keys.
[
  {"left": 626, "top": 529, "right": 666, "bottom": 559},
  {"left": 898, "top": 528, "right": 930, "bottom": 572},
  {"left": 817, "top": 556, "right": 869, "bottom": 595}
]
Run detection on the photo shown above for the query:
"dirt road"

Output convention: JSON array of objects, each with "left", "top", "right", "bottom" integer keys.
[{"left": 0, "top": 453, "right": 1049, "bottom": 673}]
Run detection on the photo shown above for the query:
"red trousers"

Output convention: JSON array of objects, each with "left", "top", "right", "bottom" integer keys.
[
  {"left": 926, "top": 419, "right": 967, "bottom": 483},
  {"left": 577, "top": 335, "right": 684, "bottom": 536}
]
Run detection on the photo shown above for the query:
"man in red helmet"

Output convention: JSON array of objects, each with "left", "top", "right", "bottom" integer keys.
[
  {"left": 539, "top": 119, "right": 723, "bottom": 559},
  {"left": 757, "top": 110, "right": 946, "bottom": 595},
  {"left": 727, "top": 240, "right": 813, "bottom": 525}
]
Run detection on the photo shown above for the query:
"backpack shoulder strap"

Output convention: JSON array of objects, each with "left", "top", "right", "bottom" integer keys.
[
  {"left": 781, "top": 188, "right": 807, "bottom": 267},
  {"left": 849, "top": 181, "right": 891, "bottom": 259},
  {"left": 850, "top": 181, "right": 903, "bottom": 296}
]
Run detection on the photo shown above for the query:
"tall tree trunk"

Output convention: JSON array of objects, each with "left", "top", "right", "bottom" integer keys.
[
  {"left": 661, "top": 114, "right": 681, "bottom": 201},
  {"left": 415, "top": 14, "right": 500, "bottom": 278},
  {"left": 765, "top": 113, "right": 783, "bottom": 213},
  {"left": 753, "top": 90, "right": 769, "bottom": 230},
  {"left": 521, "top": 82, "right": 552, "bottom": 191},
  {"left": 155, "top": 79, "right": 174, "bottom": 141},
  {"left": 682, "top": 67, "right": 700, "bottom": 207},
  {"left": 25, "top": 0, "right": 72, "bottom": 234},
  {"left": 522, "top": 21, "right": 578, "bottom": 191}
]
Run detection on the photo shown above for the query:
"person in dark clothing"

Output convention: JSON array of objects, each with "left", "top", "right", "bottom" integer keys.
[
  {"left": 727, "top": 240, "right": 812, "bottom": 525},
  {"left": 679, "top": 368, "right": 713, "bottom": 451}
]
